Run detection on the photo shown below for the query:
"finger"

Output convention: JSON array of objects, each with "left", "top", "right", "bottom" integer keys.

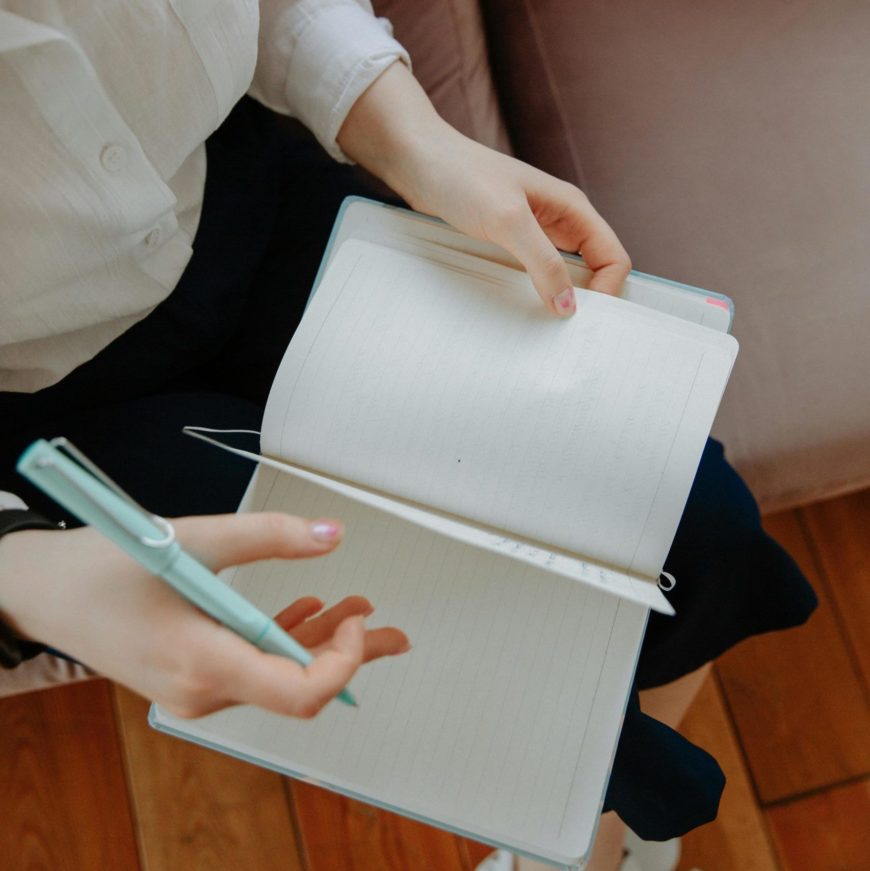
[
  {"left": 361, "top": 627, "right": 411, "bottom": 663},
  {"left": 289, "top": 595, "right": 373, "bottom": 647},
  {"left": 173, "top": 513, "right": 344, "bottom": 572},
  {"left": 281, "top": 597, "right": 409, "bottom": 662},
  {"left": 273, "top": 596, "right": 325, "bottom": 630},
  {"left": 495, "top": 204, "right": 578, "bottom": 317},
  {"left": 217, "top": 615, "right": 367, "bottom": 718},
  {"left": 529, "top": 179, "right": 631, "bottom": 296},
  {"left": 571, "top": 210, "right": 631, "bottom": 297}
]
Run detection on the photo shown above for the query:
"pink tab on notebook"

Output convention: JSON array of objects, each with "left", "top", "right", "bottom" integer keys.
[{"left": 705, "top": 297, "right": 730, "bottom": 311}]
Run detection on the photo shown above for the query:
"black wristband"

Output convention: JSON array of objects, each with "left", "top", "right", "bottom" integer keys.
[{"left": 0, "top": 509, "right": 60, "bottom": 668}]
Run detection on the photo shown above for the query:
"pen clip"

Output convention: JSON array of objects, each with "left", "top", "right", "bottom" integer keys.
[{"left": 36, "top": 437, "right": 176, "bottom": 549}]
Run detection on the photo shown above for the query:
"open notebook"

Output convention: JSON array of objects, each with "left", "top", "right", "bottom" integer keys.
[{"left": 151, "top": 198, "right": 738, "bottom": 868}]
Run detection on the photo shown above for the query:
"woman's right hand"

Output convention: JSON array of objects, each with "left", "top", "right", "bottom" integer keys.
[{"left": 0, "top": 512, "right": 409, "bottom": 718}]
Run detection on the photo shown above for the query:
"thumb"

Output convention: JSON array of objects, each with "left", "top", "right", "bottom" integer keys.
[
  {"left": 498, "top": 209, "right": 577, "bottom": 317},
  {"left": 172, "top": 512, "right": 344, "bottom": 571}
]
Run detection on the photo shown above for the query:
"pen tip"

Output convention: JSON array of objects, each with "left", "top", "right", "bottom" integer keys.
[{"left": 337, "top": 689, "right": 359, "bottom": 707}]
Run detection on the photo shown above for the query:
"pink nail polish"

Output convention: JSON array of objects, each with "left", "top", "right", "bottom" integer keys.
[
  {"left": 310, "top": 521, "right": 340, "bottom": 542},
  {"left": 554, "top": 287, "right": 576, "bottom": 315}
]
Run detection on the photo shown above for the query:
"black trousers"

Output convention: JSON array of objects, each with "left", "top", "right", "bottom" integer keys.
[{"left": 0, "top": 98, "right": 815, "bottom": 840}]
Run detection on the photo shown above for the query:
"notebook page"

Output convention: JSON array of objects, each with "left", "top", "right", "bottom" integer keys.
[
  {"left": 263, "top": 239, "right": 737, "bottom": 579},
  {"left": 182, "top": 427, "right": 673, "bottom": 613},
  {"left": 153, "top": 465, "right": 647, "bottom": 864}
]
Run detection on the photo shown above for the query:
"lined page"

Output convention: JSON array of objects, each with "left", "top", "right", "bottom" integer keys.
[
  {"left": 263, "top": 239, "right": 736, "bottom": 579},
  {"left": 154, "top": 466, "right": 646, "bottom": 863},
  {"left": 181, "top": 428, "right": 673, "bottom": 613}
]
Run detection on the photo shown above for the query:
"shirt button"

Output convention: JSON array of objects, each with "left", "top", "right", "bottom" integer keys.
[
  {"left": 100, "top": 144, "right": 127, "bottom": 173},
  {"left": 144, "top": 227, "right": 162, "bottom": 249}
]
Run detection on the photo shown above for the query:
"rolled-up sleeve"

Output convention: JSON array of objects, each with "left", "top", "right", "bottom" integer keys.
[{"left": 252, "top": 0, "right": 410, "bottom": 162}]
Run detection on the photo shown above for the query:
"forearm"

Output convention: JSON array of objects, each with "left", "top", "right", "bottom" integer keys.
[
  {"left": 336, "top": 61, "right": 457, "bottom": 208},
  {"left": 336, "top": 57, "right": 630, "bottom": 308}
]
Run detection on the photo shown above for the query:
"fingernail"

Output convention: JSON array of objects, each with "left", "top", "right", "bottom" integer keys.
[
  {"left": 310, "top": 520, "right": 341, "bottom": 542},
  {"left": 553, "top": 287, "right": 576, "bottom": 316},
  {"left": 398, "top": 642, "right": 412, "bottom": 654}
]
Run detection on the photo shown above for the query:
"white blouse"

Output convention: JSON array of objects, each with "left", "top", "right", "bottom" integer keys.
[{"left": 0, "top": 0, "right": 409, "bottom": 393}]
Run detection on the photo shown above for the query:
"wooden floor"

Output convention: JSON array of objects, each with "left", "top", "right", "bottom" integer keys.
[{"left": 2, "top": 490, "right": 868, "bottom": 871}]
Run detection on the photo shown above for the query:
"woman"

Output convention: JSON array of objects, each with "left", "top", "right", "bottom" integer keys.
[{"left": 0, "top": 3, "right": 814, "bottom": 869}]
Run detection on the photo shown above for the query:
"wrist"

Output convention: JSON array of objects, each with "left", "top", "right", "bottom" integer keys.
[
  {"left": 336, "top": 61, "right": 455, "bottom": 205},
  {"left": 0, "top": 511, "right": 59, "bottom": 665},
  {"left": 383, "top": 121, "right": 469, "bottom": 212}
]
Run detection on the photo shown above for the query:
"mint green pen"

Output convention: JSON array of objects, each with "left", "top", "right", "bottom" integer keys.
[{"left": 17, "top": 438, "right": 357, "bottom": 707}]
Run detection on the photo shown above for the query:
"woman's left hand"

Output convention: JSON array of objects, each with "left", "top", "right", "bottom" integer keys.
[{"left": 338, "top": 62, "right": 631, "bottom": 317}]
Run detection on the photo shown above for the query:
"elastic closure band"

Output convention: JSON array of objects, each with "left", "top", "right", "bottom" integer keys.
[{"left": 658, "top": 572, "right": 676, "bottom": 592}]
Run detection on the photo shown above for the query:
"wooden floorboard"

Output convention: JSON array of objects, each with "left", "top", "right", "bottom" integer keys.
[
  {"left": 801, "top": 490, "right": 870, "bottom": 689},
  {"left": 0, "top": 679, "right": 139, "bottom": 871},
  {"left": 2, "top": 491, "right": 868, "bottom": 870},
  {"left": 114, "top": 686, "right": 303, "bottom": 871},
  {"left": 290, "top": 781, "right": 468, "bottom": 870},
  {"left": 459, "top": 837, "right": 499, "bottom": 869},
  {"left": 676, "top": 674, "right": 779, "bottom": 871},
  {"left": 766, "top": 777, "right": 870, "bottom": 871},
  {"left": 716, "top": 509, "right": 870, "bottom": 804}
]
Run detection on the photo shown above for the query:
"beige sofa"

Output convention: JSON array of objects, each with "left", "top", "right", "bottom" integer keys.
[{"left": 376, "top": 0, "right": 870, "bottom": 513}]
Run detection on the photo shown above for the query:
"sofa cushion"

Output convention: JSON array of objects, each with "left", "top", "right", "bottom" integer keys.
[
  {"left": 483, "top": 0, "right": 870, "bottom": 510},
  {"left": 0, "top": 654, "right": 94, "bottom": 698},
  {"left": 373, "top": 0, "right": 511, "bottom": 153}
]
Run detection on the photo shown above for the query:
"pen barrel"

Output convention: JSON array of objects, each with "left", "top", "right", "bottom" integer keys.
[
  {"left": 163, "top": 551, "right": 271, "bottom": 643},
  {"left": 164, "top": 553, "right": 314, "bottom": 668},
  {"left": 18, "top": 440, "right": 179, "bottom": 575},
  {"left": 256, "top": 620, "right": 314, "bottom": 666}
]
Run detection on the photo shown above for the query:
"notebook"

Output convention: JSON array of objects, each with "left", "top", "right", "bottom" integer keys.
[{"left": 150, "top": 197, "right": 738, "bottom": 869}]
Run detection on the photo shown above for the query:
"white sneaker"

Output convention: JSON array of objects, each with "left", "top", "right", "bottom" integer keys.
[
  {"left": 622, "top": 831, "right": 682, "bottom": 871},
  {"left": 474, "top": 850, "right": 515, "bottom": 871},
  {"left": 619, "top": 852, "right": 644, "bottom": 871},
  {"left": 474, "top": 841, "right": 689, "bottom": 871}
]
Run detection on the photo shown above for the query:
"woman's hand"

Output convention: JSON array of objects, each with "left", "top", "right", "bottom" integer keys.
[
  {"left": 0, "top": 513, "right": 409, "bottom": 718},
  {"left": 338, "top": 62, "right": 631, "bottom": 317}
]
